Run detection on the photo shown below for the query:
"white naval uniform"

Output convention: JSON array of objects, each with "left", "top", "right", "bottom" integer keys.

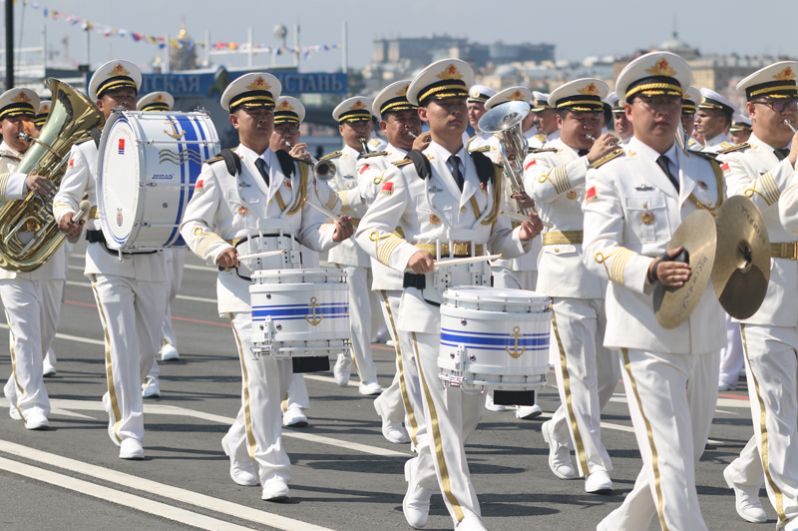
[
  {"left": 53, "top": 138, "right": 168, "bottom": 446},
  {"left": 179, "top": 144, "right": 336, "bottom": 485},
  {"left": 0, "top": 144, "right": 66, "bottom": 421},
  {"left": 720, "top": 134, "right": 798, "bottom": 527},
  {"left": 355, "top": 141, "right": 531, "bottom": 526},
  {"left": 526, "top": 130, "right": 559, "bottom": 151},
  {"left": 701, "top": 134, "right": 744, "bottom": 390},
  {"left": 584, "top": 137, "right": 725, "bottom": 531},
  {"left": 324, "top": 144, "right": 379, "bottom": 386},
  {"left": 356, "top": 144, "right": 422, "bottom": 443},
  {"left": 523, "top": 138, "right": 618, "bottom": 477},
  {"left": 161, "top": 246, "right": 187, "bottom": 350}
]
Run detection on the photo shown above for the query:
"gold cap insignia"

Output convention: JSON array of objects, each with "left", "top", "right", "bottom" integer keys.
[
  {"left": 109, "top": 63, "right": 130, "bottom": 77},
  {"left": 352, "top": 100, "right": 367, "bottom": 110},
  {"left": 774, "top": 66, "right": 795, "bottom": 81},
  {"left": 645, "top": 59, "right": 676, "bottom": 77},
  {"left": 277, "top": 99, "right": 293, "bottom": 110},
  {"left": 154, "top": 94, "right": 164, "bottom": 102},
  {"left": 437, "top": 64, "right": 462, "bottom": 80},
  {"left": 247, "top": 76, "right": 270, "bottom": 90},
  {"left": 579, "top": 83, "right": 600, "bottom": 96},
  {"left": 15, "top": 92, "right": 30, "bottom": 102},
  {"left": 510, "top": 90, "right": 524, "bottom": 101}
]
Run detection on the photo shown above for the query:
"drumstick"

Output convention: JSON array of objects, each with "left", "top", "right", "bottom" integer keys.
[
  {"left": 236, "top": 249, "right": 285, "bottom": 261},
  {"left": 307, "top": 199, "right": 339, "bottom": 220},
  {"left": 72, "top": 200, "right": 92, "bottom": 223},
  {"left": 434, "top": 254, "right": 502, "bottom": 269}
]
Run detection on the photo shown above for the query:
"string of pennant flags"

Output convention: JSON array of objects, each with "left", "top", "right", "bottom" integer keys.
[{"left": 11, "top": 0, "right": 340, "bottom": 58}]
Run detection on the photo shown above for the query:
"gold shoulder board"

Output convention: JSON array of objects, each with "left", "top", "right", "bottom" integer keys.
[
  {"left": 717, "top": 143, "right": 750, "bottom": 155},
  {"left": 392, "top": 158, "right": 413, "bottom": 168},
  {"left": 589, "top": 147, "right": 625, "bottom": 169},
  {"left": 361, "top": 150, "right": 388, "bottom": 159},
  {"left": 319, "top": 150, "right": 343, "bottom": 161}
]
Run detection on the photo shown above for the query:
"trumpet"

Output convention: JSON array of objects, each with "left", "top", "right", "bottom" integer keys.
[{"left": 285, "top": 141, "right": 336, "bottom": 179}]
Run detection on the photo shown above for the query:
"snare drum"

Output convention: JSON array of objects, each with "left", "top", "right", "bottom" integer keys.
[
  {"left": 250, "top": 268, "right": 350, "bottom": 358},
  {"left": 438, "top": 287, "right": 551, "bottom": 390},
  {"left": 97, "top": 110, "right": 220, "bottom": 252}
]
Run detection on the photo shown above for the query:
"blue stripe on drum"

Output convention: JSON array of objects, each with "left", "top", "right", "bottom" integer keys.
[
  {"left": 252, "top": 303, "right": 349, "bottom": 320},
  {"left": 440, "top": 328, "right": 549, "bottom": 351},
  {"left": 167, "top": 114, "right": 201, "bottom": 246}
]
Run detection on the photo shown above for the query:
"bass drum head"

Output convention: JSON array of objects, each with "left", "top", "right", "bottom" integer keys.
[{"left": 98, "top": 115, "right": 142, "bottom": 249}]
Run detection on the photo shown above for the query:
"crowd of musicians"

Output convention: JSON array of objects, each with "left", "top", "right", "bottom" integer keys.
[{"left": 1, "top": 48, "right": 798, "bottom": 530}]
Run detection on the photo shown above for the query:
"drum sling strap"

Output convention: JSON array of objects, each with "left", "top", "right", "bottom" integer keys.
[{"left": 402, "top": 149, "right": 495, "bottom": 299}]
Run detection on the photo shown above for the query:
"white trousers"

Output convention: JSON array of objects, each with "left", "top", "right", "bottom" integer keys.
[
  {"left": 737, "top": 324, "right": 798, "bottom": 526},
  {"left": 2, "top": 278, "right": 64, "bottom": 419},
  {"left": 491, "top": 266, "right": 537, "bottom": 291},
  {"left": 90, "top": 274, "right": 168, "bottom": 444},
  {"left": 342, "top": 266, "right": 378, "bottom": 384},
  {"left": 284, "top": 374, "right": 309, "bottom": 410},
  {"left": 406, "top": 331, "right": 483, "bottom": 527},
  {"left": 374, "top": 290, "right": 422, "bottom": 440},
  {"left": 225, "top": 312, "right": 292, "bottom": 484},
  {"left": 598, "top": 349, "right": 719, "bottom": 531},
  {"left": 161, "top": 247, "right": 187, "bottom": 348},
  {"left": 548, "top": 297, "right": 618, "bottom": 476},
  {"left": 718, "top": 314, "right": 744, "bottom": 387}
]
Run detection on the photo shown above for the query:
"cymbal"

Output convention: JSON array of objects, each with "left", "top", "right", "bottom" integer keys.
[
  {"left": 711, "top": 196, "right": 771, "bottom": 319},
  {"left": 654, "top": 209, "right": 717, "bottom": 329}
]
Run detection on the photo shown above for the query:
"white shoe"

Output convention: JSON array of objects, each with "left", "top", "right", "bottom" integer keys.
[
  {"left": 723, "top": 464, "right": 767, "bottom": 523},
  {"left": 119, "top": 438, "right": 144, "bottom": 459},
  {"left": 484, "top": 393, "right": 512, "bottom": 412},
  {"left": 261, "top": 477, "right": 290, "bottom": 502},
  {"left": 403, "top": 459, "right": 431, "bottom": 528},
  {"left": 541, "top": 420, "right": 577, "bottom": 479},
  {"left": 456, "top": 516, "right": 487, "bottom": 530},
  {"left": 516, "top": 404, "right": 542, "bottom": 419},
  {"left": 333, "top": 353, "right": 352, "bottom": 386},
  {"left": 282, "top": 405, "right": 309, "bottom": 428},
  {"left": 142, "top": 376, "right": 160, "bottom": 398},
  {"left": 374, "top": 399, "right": 410, "bottom": 444},
  {"left": 785, "top": 516, "right": 798, "bottom": 531},
  {"left": 585, "top": 470, "right": 613, "bottom": 494},
  {"left": 43, "top": 358, "right": 56, "bottom": 377},
  {"left": 8, "top": 403, "right": 21, "bottom": 420},
  {"left": 24, "top": 411, "right": 49, "bottom": 430},
  {"left": 386, "top": 339, "right": 396, "bottom": 348},
  {"left": 221, "top": 437, "right": 259, "bottom": 486},
  {"left": 160, "top": 343, "right": 180, "bottom": 362},
  {"left": 358, "top": 382, "right": 383, "bottom": 396}
]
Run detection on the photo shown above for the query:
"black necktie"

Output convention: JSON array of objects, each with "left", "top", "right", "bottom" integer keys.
[
  {"left": 578, "top": 149, "right": 589, "bottom": 157},
  {"left": 255, "top": 157, "right": 270, "bottom": 186},
  {"left": 656, "top": 155, "right": 679, "bottom": 192},
  {"left": 449, "top": 155, "right": 464, "bottom": 191},
  {"left": 774, "top": 148, "right": 790, "bottom": 161}
]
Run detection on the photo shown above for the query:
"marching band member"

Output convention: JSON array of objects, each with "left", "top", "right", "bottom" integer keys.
[
  {"left": 34, "top": 97, "right": 60, "bottom": 379},
  {"left": 730, "top": 113, "right": 753, "bottom": 145},
  {"left": 180, "top": 72, "right": 352, "bottom": 501},
  {"left": 480, "top": 86, "right": 543, "bottom": 418},
  {"left": 0, "top": 88, "right": 64, "bottom": 430},
  {"left": 356, "top": 79, "right": 423, "bottom": 445},
  {"left": 321, "top": 97, "right": 382, "bottom": 396},
  {"left": 696, "top": 87, "right": 736, "bottom": 153},
  {"left": 721, "top": 60, "right": 798, "bottom": 528},
  {"left": 355, "top": 58, "right": 542, "bottom": 530},
  {"left": 528, "top": 92, "right": 559, "bottom": 149},
  {"left": 268, "top": 95, "right": 314, "bottom": 429},
  {"left": 136, "top": 91, "right": 180, "bottom": 400},
  {"left": 53, "top": 60, "right": 170, "bottom": 459},
  {"left": 583, "top": 51, "right": 725, "bottom": 530},
  {"left": 465, "top": 84, "right": 496, "bottom": 151},
  {"left": 524, "top": 78, "right": 620, "bottom": 493},
  {"left": 607, "top": 92, "right": 634, "bottom": 144}
]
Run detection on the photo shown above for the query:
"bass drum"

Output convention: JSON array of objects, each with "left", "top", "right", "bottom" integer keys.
[{"left": 97, "top": 110, "right": 219, "bottom": 252}]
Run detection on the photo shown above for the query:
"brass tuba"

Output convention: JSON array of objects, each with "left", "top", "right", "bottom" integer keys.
[
  {"left": 0, "top": 79, "right": 104, "bottom": 271},
  {"left": 478, "top": 100, "right": 531, "bottom": 214}
]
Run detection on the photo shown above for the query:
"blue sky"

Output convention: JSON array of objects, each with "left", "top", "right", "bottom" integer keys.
[{"left": 5, "top": 0, "right": 795, "bottom": 72}]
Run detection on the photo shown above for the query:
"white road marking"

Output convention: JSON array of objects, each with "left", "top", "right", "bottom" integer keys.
[
  {"left": 0, "top": 323, "right": 103, "bottom": 346},
  {"left": 0, "top": 440, "right": 333, "bottom": 531},
  {"left": 65, "top": 280, "right": 217, "bottom": 304},
  {"left": 0, "top": 455, "right": 257, "bottom": 531},
  {"left": 609, "top": 395, "right": 750, "bottom": 410},
  {"left": 303, "top": 374, "right": 357, "bottom": 388}
]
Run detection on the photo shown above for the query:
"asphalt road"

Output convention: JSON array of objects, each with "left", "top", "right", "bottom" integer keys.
[{"left": 0, "top": 245, "right": 769, "bottom": 530}]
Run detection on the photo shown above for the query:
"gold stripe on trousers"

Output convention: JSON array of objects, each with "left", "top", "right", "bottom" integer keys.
[
  {"left": 621, "top": 348, "right": 669, "bottom": 531},
  {"left": 740, "top": 325, "right": 786, "bottom": 524},
  {"left": 380, "top": 290, "right": 419, "bottom": 446},
  {"left": 230, "top": 321, "right": 258, "bottom": 459},
  {"left": 411, "top": 332, "right": 465, "bottom": 523},
  {"left": 3, "top": 307, "right": 26, "bottom": 422},
  {"left": 90, "top": 276, "right": 123, "bottom": 444}
]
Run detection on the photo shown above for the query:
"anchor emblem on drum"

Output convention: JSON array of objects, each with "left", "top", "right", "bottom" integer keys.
[
  {"left": 163, "top": 120, "right": 185, "bottom": 140},
  {"left": 505, "top": 326, "right": 525, "bottom": 359},
  {"left": 305, "top": 297, "right": 323, "bottom": 326}
]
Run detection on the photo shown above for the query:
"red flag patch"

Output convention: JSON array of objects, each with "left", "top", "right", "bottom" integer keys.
[
  {"left": 68, "top": 158, "right": 74, "bottom": 168},
  {"left": 195, "top": 179, "right": 204, "bottom": 191},
  {"left": 721, "top": 162, "right": 730, "bottom": 172},
  {"left": 380, "top": 181, "right": 394, "bottom": 195},
  {"left": 585, "top": 186, "right": 597, "bottom": 202},
  {"left": 359, "top": 164, "right": 370, "bottom": 174},
  {"left": 524, "top": 159, "right": 537, "bottom": 171}
]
